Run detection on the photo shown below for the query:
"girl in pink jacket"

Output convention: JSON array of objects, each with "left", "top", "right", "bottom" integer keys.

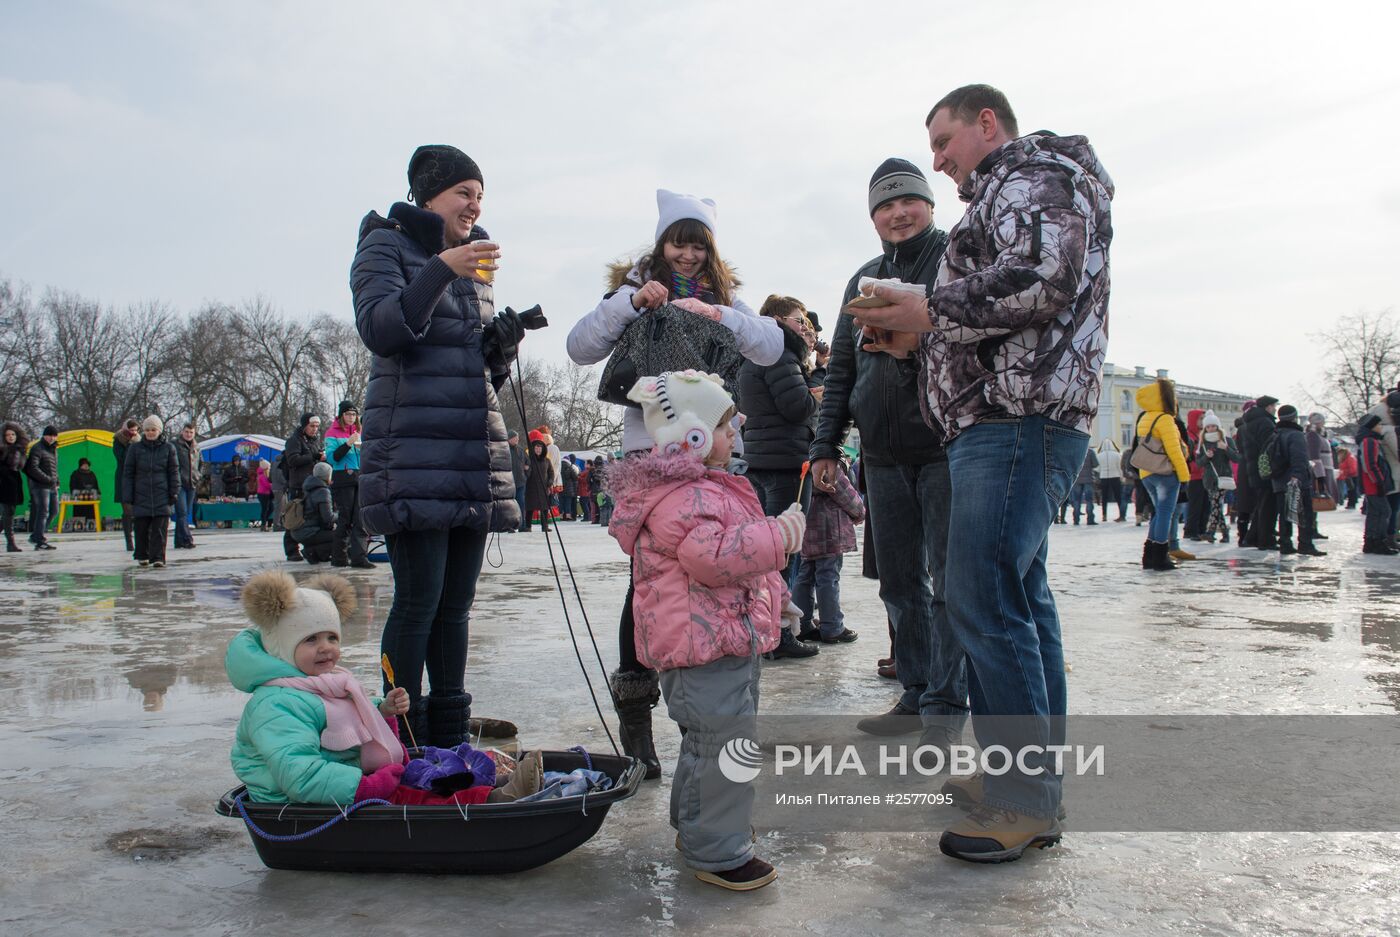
[{"left": 607, "top": 370, "right": 803, "bottom": 893}]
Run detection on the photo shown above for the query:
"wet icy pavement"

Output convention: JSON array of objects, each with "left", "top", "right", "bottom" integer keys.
[{"left": 2, "top": 513, "right": 1399, "bottom": 936}]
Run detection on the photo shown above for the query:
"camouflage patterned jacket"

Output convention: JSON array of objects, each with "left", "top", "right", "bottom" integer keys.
[{"left": 918, "top": 132, "right": 1113, "bottom": 441}]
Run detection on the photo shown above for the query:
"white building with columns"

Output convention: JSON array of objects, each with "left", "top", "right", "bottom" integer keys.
[{"left": 1093, "top": 363, "right": 1253, "bottom": 449}]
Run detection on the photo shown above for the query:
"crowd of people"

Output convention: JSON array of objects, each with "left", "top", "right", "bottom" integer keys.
[
  {"left": 15, "top": 81, "right": 1393, "bottom": 894},
  {"left": 1053, "top": 384, "right": 1388, "bottom": 567}
]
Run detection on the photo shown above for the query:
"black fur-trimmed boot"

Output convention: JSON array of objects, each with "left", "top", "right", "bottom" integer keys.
[
  {"left": 426, "top": 693, "right": 473, "bottom": 748},
  {"left": 611, "top": 668, "right": 662, "bottom": 780}
]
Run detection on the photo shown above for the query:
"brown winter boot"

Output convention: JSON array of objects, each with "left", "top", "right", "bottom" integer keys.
[{"left": 487, "top": 749, "right": 543, "bottom": 803}]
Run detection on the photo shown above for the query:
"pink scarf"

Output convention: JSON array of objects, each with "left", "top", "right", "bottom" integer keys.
[{"left": 266, "top": 668, "right": 404, "bottom": 773}]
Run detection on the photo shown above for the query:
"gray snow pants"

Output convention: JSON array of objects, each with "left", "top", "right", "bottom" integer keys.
[{"left": 659, "top": 647, "right": 761, "bottom": 873}]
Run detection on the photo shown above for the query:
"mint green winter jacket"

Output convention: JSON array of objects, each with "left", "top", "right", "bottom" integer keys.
[{"left": 226, "top": 629, "right": 374, "bottom": 804}]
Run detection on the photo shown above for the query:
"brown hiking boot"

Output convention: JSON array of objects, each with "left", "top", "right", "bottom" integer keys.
[
  {"left": 487, "top": 749, "right": 542, "bottom": 803},
  {"left": 694, "top": 857, "right": 777, "bottom": 891},
  {"left": 942, "top": 772, "right": 1066, "bottom": 820},
  {"left": 855, "top": 701, "right": 921, "bottom": 736},
  {"left": 939, "top": 805, "right": 1062, "bottom": 864}
]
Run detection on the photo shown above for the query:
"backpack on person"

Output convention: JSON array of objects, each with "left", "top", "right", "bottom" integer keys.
[
  {"left": 597, "top": 303, "right": 743, "bottom": 407},
  {"left": 1258, "top": 430, "right": 1287, "bottom": 480},
  {"left": 280, "top": 496, "right": 305, "bottom": 531}
]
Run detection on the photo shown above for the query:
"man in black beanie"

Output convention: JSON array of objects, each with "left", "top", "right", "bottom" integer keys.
[
  {"left": 810, "top": 157, "right": 967, "bottom": 751},
  {"left": 1241, "top": 395, "right": 1280, "bottom": 549}
]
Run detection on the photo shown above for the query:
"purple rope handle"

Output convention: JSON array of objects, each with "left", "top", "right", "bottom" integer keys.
[{"left": 234, "top": 793, "right": 392, "bottom": 842}]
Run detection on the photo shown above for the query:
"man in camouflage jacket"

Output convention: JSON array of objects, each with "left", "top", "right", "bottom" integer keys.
[{"left": 857, "top": 84, "right": 1112, "bottom": 864}]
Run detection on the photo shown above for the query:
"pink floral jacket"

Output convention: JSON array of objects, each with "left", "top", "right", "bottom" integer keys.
[{"left": 607, "top": 452, "right": 786, "bottom": 671}]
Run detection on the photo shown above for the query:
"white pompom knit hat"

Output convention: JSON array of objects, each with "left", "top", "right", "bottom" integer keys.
[
  {"left": 627, "top": 370, "right": 735, "bottom": 461},
  {"left": 241, "top": 570, "right": 356, "bottom": 668},
  {"left": 655, "top": 189, "right": 718, "bottom": 241}
]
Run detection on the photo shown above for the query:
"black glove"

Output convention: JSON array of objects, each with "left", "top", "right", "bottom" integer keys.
[{"left": 483, "top": 308, "right": 527, "bottom": 372}]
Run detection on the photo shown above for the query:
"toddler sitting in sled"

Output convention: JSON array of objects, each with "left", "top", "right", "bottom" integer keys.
[{"left": 227, "top": 570, "right": 541, "bottom": 805}]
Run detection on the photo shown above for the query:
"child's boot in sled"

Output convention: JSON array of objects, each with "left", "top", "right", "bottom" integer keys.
[
  {"left": 426, "top": 693, "right": 472, "bottom": 748},
  {"left": 487, "top": 749, "right": 544, "bottom": 802},
  {"left": 611, "top": 668, "right": 662, "bottom": 780}
]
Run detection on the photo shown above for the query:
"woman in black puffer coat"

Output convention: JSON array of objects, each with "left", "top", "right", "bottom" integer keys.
[
  {"left": 0, "top": 422, "right": 28, "bottom": 552},
  {"left": 121, "top": 416, "right": 180, "bottom": 567},
  {"left": 351, "top": 144, "right": 528, "bottom": 748},
  {"left": 738, "top": 295, "right": 820, "bottom": 659}
]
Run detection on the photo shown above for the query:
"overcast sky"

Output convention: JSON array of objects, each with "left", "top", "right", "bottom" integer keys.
[{"left": 3, "top": 0, "right": 1398, "bottom": 404}]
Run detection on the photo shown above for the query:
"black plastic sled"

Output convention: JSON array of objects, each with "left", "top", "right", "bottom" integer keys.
[{"left": 217, "top": 750, "right": 643, "bottom": 874}]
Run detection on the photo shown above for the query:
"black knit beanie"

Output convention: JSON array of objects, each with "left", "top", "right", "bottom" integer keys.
[
  {"left": 868, "top": 157, "right": 935, "bottom": 215},
  {"left": 407, "top": 145, "right": 483, "bottom": 204},
  {"left": 337, "top": 399, "right": 357, "bottom": 417},
  {"left": 1278, "top": 405, "right": 1298, "bottom": 422},
  {"left": 42, "top": 425, "right": 58, "bottom": 437}
]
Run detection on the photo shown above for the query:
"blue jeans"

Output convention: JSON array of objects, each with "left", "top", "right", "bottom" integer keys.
[
  {"left": 174, "top": 486, "right": 195, "bottom": 546},
  {"left": 1070, "top": 482, "right": 1096, "bottom": 523},
  {"left": 380, "top": 525, "right": 488, "bottom": 703},
  {"left": 792, "top": 554, "right": 845, "bottom": 638},
  {"left": 514, "top": 485, "right": 526, "bottom": 522},
  {"left": 28, "top": 487, "right": 52, "bottom": 544},
  {"left": 1141, "top": 475, "right": 1180, "bottom": 543},
  {"left": 864, "top": 460, "right": 968, "bottom": 725},
  {"left": 944, "top": 415, "right": 1087, "bottom": 819}
]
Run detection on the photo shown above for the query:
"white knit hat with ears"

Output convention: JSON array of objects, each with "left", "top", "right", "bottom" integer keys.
[
  {"left": 655, "top": 189, "right": 718, "bottom": 241},
  {"left": 627, "top": 370, "right": 734, "bottom": 461},
  {"left": 241, "top": 570, "right": 357, "bottom": 668},
  {"left": 1202, "top": 410, "right": 1222, "bottom": 429}
]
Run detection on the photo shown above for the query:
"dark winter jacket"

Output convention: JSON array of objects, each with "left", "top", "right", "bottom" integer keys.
[
  {"left": 1197, "top": 437, "right": 1237, "bottom": 492},
  {"left": 282, "top": 414, "right": 324, "bottom": 497},
  {"left": 0, "top": 423, "right": 28, "bottom": 507},
  {"left": 812, "top": 226, "right": 948, "bottom": 466},
  {"left": 352, "top": 200, "right": 521, "bottom": 534},
  {"left": 112, "top": 425, "right": 137, "bottom": 493},
  {"left": 1239, "top": 406, "right": 1277, "bottom": 488},
  {"left": 561, "top": 459, "right": 578, "bottom": 499},
  {"left": 739, "top": 325, "right": 818, "bottom": 471},
  {"left": 68, "top": 468, "right": 100, "bottom": 494},
  {"left": 508, "top": 442, "right": 527, "bottom": 488},
  {"left": 292, "top": 475, "right": 335, "bottom": 544},
  {"left": 24, "top": 438, "right": 58, "bottom": 490},
  {"left": 122, "top": 437, "right": 180, "bottom": 517},
  {"left": 222, "top": 462, "right": 250, "bottom": 498},
  {"left": 1075, "top": 449, "right": 1099, "bottom": 485},
  {"left": 524, "top": 443, "right": 555, "bottom": 516},
  {"left": 174, "top": 435, "right": 202, "bottom": 490},
  {"left": 1271, "top": 420, "right": 1313, "bottom": 495},
  {"left": 919, "top": 133, "right": 1113, "bottom": 441}
]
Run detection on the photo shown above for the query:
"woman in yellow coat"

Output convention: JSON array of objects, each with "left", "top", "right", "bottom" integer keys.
[{"left": 1133, "top": 379, "right": 1191, "bottom": 570}]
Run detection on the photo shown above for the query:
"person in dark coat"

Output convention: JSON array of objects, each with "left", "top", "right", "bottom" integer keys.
[
  {"left": 523, "top": 432, "right": 555, "bottom": 531},
  {"left": 23, "top": 426, "right": 60, "bottom": 550},
  {"left": 0, "top": 422, "right": 28, "bottom": 552},
  {"left": 122, "top": 416, "right": 179, "bottom": 567},
  {"left": 1240, "top": 396, "right": 1279, "bottom": 549},
  {"left": 351, "top": 143, "right": 528, "bottom": 748},
  {"left": 1272, "top": 405, "right": 1324, "bottom": 556},
  {"left": 172, "top": 423, "right": 201, "bottom": 549},
  {"left": 293, "top": 461, "right": 336, "bottom": 563},
  {"left": 221, "top": 454, "right": 250, "bottom": 499},
  {"left": 281, "top": 412, "right": 324, "bottom": 560},
  {"left": 809, "top": 159, "right": 962, "bottom": 727},
  {"left": 560, "top": 457, "right": 578, "bottom": 520},
  {"left": 737, "top": 294, "right": 821, "bottom": 661},
  {"left": 112, "top": 419, "right": 139, "bottom": 551},
  {"left": 508, "top": 431, "right": 527, "bottom": 522}
]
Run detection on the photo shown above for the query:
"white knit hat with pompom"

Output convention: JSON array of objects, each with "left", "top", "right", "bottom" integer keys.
[{"left": 241, "top": 570, "right": 357, "bottom": 667}]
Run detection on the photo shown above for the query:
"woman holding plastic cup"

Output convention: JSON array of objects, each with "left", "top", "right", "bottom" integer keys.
[{"left": 351, "top": 144, "right": 529, "bottom": 748}]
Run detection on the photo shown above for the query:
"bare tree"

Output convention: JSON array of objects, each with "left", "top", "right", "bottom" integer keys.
[
  {"left": 315, "top": 314, "right": 371, "bottom": 410},
  {"left": 0, "top": 279, "right": 36, "bottom": 421},
  {"left": 496, "top": 356, "right": 620, "bottom": 452},
  {"left": 165, "top": 302, "right": 243, "bottom": 434},
  {"left": 1312, "top": 309, "right": 1400, "bottom": 422},
  {"left": 230, "top": 297, "right": 325, "bottom": 435}
]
